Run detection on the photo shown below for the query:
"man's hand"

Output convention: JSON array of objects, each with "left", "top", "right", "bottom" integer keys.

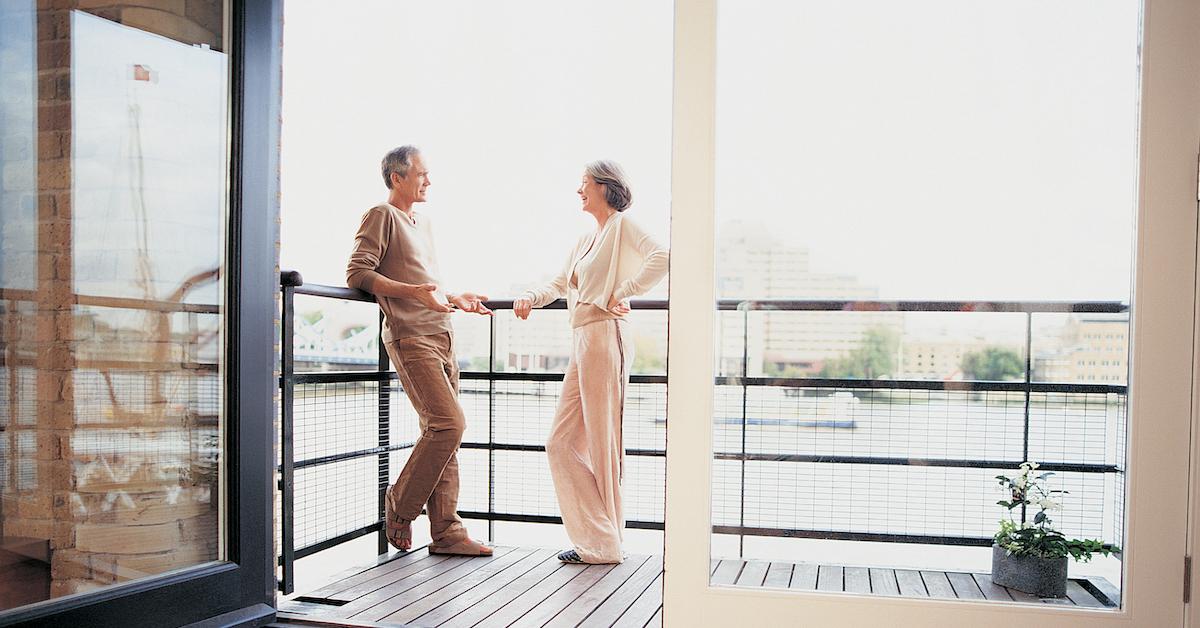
[
  {"left": 409, "top": 283, "right": 453, "bottom": 313},
  {"left": 513, "top": 298, "right": 533, "bottom": 320},
  {"left": 607, "top": 295, "right": 631, "bottom": 315},
  {"left": 448, "top": 292, "right": 493, "bottom": 316}
]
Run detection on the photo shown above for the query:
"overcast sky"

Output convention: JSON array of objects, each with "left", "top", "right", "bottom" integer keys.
[{"left": 281, "top": 0, "right": 1140, "bottom": 303}]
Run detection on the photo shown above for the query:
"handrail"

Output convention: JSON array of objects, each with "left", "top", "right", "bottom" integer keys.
[{"left": 288, "top": 277, "right": 1127, "bottom": 315}]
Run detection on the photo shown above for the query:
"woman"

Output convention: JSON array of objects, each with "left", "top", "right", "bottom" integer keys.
[{"left": 514, "top": 160, "right": 669, "bottom": 564}]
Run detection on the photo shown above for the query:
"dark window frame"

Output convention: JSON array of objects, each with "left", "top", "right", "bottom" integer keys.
[{"left": 0, "top": 1, "right": 280, "bottom": 625}]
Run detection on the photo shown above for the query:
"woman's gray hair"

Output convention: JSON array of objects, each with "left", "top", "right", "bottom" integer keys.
[
  {"left": 382, "top": 145, "right": 420, "bottom": 189},
  {"left": 585, "top": 160, "right": 632, "bottom": 212}
]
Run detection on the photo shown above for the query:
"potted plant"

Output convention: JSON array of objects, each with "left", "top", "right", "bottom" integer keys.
[{"left": 991, "top": 461, "right": 1120, "bottom": 597}]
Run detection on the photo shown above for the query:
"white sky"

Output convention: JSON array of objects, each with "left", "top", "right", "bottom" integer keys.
[{"left": 282, "top": 0, "right": 1140, "bottom": 302}]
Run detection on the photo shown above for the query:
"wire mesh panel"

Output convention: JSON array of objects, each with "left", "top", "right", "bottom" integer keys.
[
  {"left": 293, "top": 456, "right": 377, "bottom": 549},
  {"left": 492, "top": 449, "right": 558, "bottom": 518},
  {"left": 710, "top": 384, "right": 1127, "bottom": 547},
  {"left": 489, "top": 380, "right": 561, "bottom": 447}
]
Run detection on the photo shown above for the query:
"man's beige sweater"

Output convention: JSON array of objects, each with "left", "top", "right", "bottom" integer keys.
[{"left": 346, "top": 203, "right": 452, "bottom": 342}]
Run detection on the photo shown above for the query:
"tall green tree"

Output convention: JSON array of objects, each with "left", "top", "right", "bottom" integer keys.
[
  {"left": 961, "top": 346, "right": 1024, "bottom": 381},
  {"left": 818, "top": 327, "right": 899, "bottom": 379}
]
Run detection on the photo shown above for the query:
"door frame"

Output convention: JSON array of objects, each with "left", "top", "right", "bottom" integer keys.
[
  {"left": 662, "top": 0, "right": 1200, "bottom": 625},
  {"left": 0, "top": 1, "right": 281, "bottom": 625}
]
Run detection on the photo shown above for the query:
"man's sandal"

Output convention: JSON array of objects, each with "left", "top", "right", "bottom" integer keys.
[
  {"left": 428, "top": 538, "right": 494, "bottom": 556},
  {"left": 384, "top": 491, "right": 412, "bottom": 551}
]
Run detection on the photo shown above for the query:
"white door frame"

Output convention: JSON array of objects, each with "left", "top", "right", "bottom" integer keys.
[{"left": 663, "top": 0, "right": 1200, "bottom": 625}]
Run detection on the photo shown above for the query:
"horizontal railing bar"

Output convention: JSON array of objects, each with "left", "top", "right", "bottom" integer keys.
[
  {"left": 284, "top": 442, "right": 1117, "bottom": 473},
  {"left": 712, "top": 525, "right": 993, "bottom": 547},
  {"left": 285, "top": 523, "right": 383, "bottom": 564},
  {"left": 458, "top": 511, "right": 664, "bottom": 530},
  {"left": 459, "top": 442, "right": 665, "bottom": 457},
  {"left": 715, "top": 376, "right": 1126, "bottom": 394},
  {"left": 290, "top": 442, "right": 418, "bottom": 470},
  {"left": 290, "top": 370, "right": 1124, "bottom": 394},
  {"left": 712, "top": 453, "right": 1121, "bottom": 473},
  {"left": 293, "top": 371, "right": 396, "bottom": 384},
  {"left": 285, "top": 278, "right": 1127, "bottom": 314},
  {"left": 713, "top": 299, "right": 1127, "bottom": 313}
]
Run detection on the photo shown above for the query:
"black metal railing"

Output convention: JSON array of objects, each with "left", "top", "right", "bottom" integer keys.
[{"left": 275, "top": 271, "right": 1128, "bottom": 593}]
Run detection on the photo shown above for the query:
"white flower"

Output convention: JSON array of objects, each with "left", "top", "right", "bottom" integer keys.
[
  {"left": 1019, "top": 461, "right": 1040, "bottom": 471},
  {"left": 1038, "top": 498, "right": 1061, "bottom": 511},
  {"left": 1015, "top": 476, "right": 1028, "bottom": 489}
]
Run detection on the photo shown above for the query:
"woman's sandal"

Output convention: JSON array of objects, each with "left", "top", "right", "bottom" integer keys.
[{"left": 557, "top": 549, "right": 586, "bottom": 564}]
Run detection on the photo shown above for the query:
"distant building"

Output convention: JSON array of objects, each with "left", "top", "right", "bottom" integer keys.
[
  {"left": 716, "top": 221, "right": 901, "bottom": 376},
  {"left": 1033, "top": 314, "right": 1130, "bottom": 384}
]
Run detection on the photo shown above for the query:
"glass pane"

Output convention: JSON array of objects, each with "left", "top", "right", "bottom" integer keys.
[
  {"left": 1, "top": 2, "right": 229, "bottom": 612},
  {"left": 711, "top": 0, "right": 1137, "bottom": 608}
]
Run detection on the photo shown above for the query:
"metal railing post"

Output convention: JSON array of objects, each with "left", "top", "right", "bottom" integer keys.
[
  {"left": 377, "top": 310, "right": 391, "bottom": 555},
  {"left": 1021, "top": 312, "right": 1033, "bottom": 525},
  {"left": 279, "top": 272, "right": 299, "bottom": 594},
  {"left": 488, "top": 313, "right": 497, "bottom": 542},
  {"left": 739, "top": 303, "right": 750, "bottom": 558}
]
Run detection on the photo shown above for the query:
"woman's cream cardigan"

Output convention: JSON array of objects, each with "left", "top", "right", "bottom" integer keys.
[{"left": 521, "top": 213, "right": 669, "bottom": 318}]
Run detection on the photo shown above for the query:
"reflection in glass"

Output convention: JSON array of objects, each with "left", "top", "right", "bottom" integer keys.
[{"left": 1, "top": 4, "right": 227, "bottom": 612}]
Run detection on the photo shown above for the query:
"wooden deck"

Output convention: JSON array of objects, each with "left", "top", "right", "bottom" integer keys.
[
  {"left": 711, "top": 558, "right": 1120, "bottom": 608},
  {"left": 276, "top": 549, "right": 1119, "bottom": 627},
  {"left": 277, "top": 546, "right": 663, "bottom": 627}
]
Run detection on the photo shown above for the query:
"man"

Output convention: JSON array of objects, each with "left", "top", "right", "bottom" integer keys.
[{"left": 347, "top": 145, "right": 493, "bottom": 556}]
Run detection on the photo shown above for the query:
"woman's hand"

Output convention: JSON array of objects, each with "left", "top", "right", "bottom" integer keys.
[
  {"left": 514, "top": 297, "right": 533, "bottom": 320},
  {"left": 607, "top": 296, "right": 631, "bottom": 315}
]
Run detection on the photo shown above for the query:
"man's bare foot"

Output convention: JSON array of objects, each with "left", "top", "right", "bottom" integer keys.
[
  {"left": 428, "top": 538, "right": 493, "bottom": 556},
  {"left": 384, "top": 491, "right": 412, "bottom": 551}
]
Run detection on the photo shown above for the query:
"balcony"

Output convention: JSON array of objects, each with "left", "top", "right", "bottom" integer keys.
[{"left": 273, "top": 273, "right": 1126, "bottom": 625}]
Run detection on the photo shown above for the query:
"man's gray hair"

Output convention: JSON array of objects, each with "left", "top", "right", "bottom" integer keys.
[
  {"left": 585, "top": 160, "right": 632, "bottom": 212},
  {"left": 382, "top": 145, "right": 420, "bottom": 189}
]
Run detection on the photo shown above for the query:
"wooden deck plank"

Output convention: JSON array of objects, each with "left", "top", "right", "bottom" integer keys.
[
  {"left": 816, "top": 565, "right": 843, "bottom": 592},
  {"left": 647, "top": 606, "right": 663, "bottom": 628},
  {"left": 763, "top": 562, "right": 793, "bottom": 588},
  {"left": 1085, "top": 576, "right": 1122, "bottom": 607},
  {"left": 1064, "top": 579, "right": 1106, "bottom": 608},
  {"left": 710, "top": 559, "right": 743, "bottom": 586},
  {"left": 972, "top": 573, "right": 1013, "bottom": 601},
  {"left": 331, "top": 552, "right": 497, "bottom": 620},
  {"left": 789, "top": 563, "right": 818, "bottom": 590},
  {"left": 869, "top": 568, "right": 899, "bottom": 596},
  {"left": 472, "top": 561, "right": 592, "bottom": 628},
  {"left": 1002, "top": 585, "right": 1041, "bottom": 604},
  {"left": 406, "top": 549, "right": 560, "bottom": 627},
  {"left": 509, "top": 563, "right": 618, "bottom": 628},
  {"left": 544, "top": 556, "right": 652, "bottom": 628},
  {"left": 946, "top": 572, "right": 985, "bottom": 600},
  {"left": 736, "top": 561, "right": 770, "bottom": 587},
  {"left": 380, "top": 547, "right": 538, "bottom": 625},
  {"left": 844, "top": 567, "right": 871, "bottom": 594},
  {"left": 356, "top": 548, "right": 525, "bottom": 623},
  {"left": 302, "top": 548, "right": 433, "bottom": 600},
  {"left": 610, "top": 572, "right": 664, "bottom": 628},
  {"left": 895, "top": 570, "right": 927, "bottom": 597},
  {"left": 577, "top": 555, "right": 664, "bottom": 628},
  {"left": 920, "top": 571, "right": 955, "bottom": 599},
  {"left": 327, "top": 554, "right": 451, "bottom": 603}
]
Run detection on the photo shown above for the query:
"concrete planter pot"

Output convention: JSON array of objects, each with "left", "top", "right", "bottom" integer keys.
[{"left": 991, "top": 544, "right": 1068, "bottom": 597}]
